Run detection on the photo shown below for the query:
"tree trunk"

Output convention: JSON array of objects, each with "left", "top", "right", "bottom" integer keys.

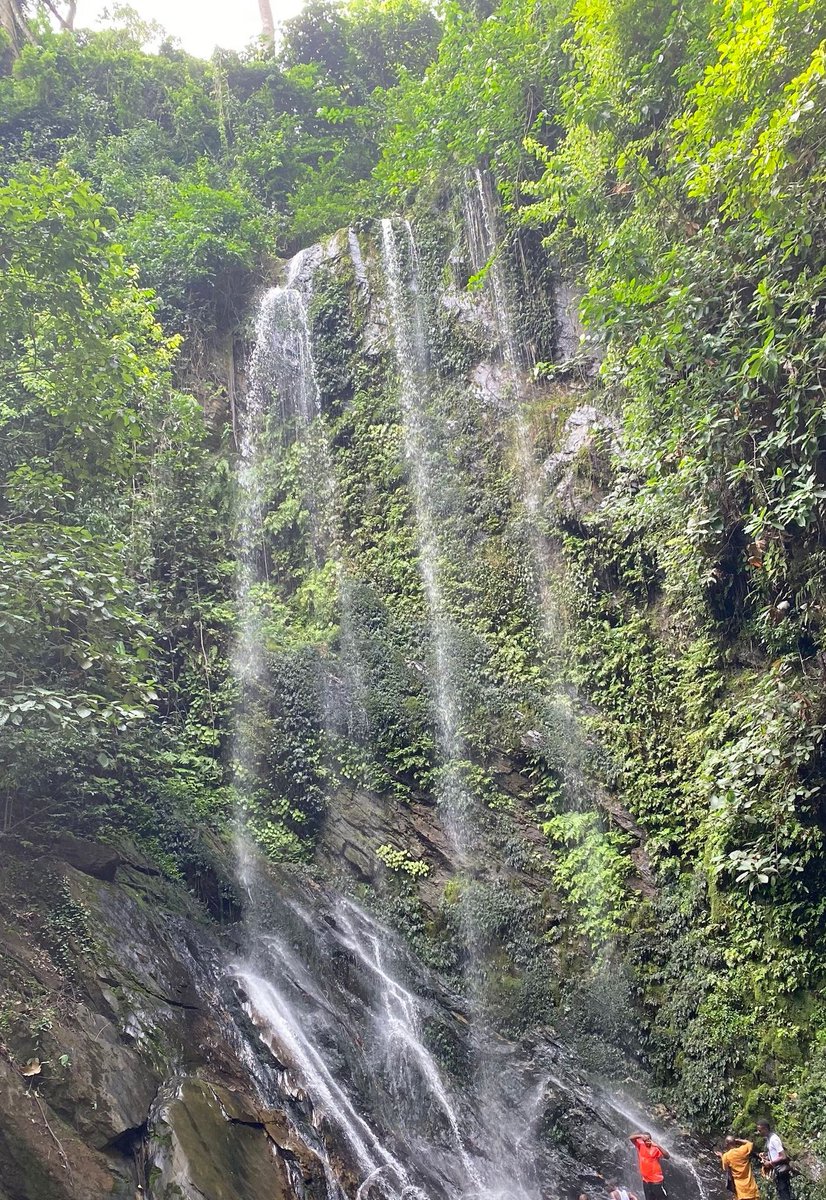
[
  {"left": 0, "top": 0, "right": 34, "bottom": 50},
  {"left": 258, "top": 0, "right": 274, "bottom": 48}
]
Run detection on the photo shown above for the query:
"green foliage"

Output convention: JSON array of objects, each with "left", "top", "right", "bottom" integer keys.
[
  {"left": 0, "top": 163, "right": 232, "bottom": 865},
  {"left": 376, "top": 843, "right": 430, "bottom": 877},
  {"left": 374, "top": 0, "right": 567, "bottom": 201},
  {"left": 703, "top": 664, "right": 825, "bottom": 897},
  {"left": 0, "top": 1, "right": 443, "bottom": 339},
  {"left": 42, "top": 882, "right": 95, "bottom": 977},
  {"left": 488, "top": 0, "right": 826, "bottom": 1140},
  {"left": 125, "top": 171, "right": 266, "bottom": 331},
  {"left": 0, "top": 165, "right": 178, "bottom": 489},
  {"left": 544, "top": 810, "right": 633, "bottom": 946}
]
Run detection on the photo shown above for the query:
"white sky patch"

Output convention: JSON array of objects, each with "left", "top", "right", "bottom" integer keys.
[{"left": 77, "top": 0, "right": 305, "bottom": 59}]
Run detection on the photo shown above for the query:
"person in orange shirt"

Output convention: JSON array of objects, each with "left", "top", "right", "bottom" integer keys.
[
  {"left": 718, "top": 1137, "right": 759, "bottom": 1200},
  {"left": 629, "top": 1132, "right": 670, "bottom": 1200}
]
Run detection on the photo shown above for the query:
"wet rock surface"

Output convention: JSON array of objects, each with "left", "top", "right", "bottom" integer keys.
[
  {"left": 0, "top": 831, "right": 717, "bottom": 1200},
  {"left": 147, "top": 1078, "right": 328, "bottom": 1200},
  {"left": 0, "top": 839, "right": 335, "bottom": 1200},
  {"left": 542, "top": 405, "right": 618, "bottom": 525}
]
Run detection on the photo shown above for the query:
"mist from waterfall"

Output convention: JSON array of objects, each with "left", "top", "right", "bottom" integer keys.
[{"left": 463, "top": 169, "right": 562, "bottom": 657}]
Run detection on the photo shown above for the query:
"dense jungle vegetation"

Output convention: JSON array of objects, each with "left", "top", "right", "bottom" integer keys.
[{"left": 1, "top": 0, "right": 825, "bottom": 1178}]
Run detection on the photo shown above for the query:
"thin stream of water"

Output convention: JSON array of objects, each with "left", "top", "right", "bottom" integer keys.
[
  {"left": 334, "top": 901, "right": 484, "bottom": 1190},
  {"left": 464, "top": 169, "right": 561, "bottom": 652},
  {"left": 378, "top": 218, "right": 546, "bottom": 1200},
  {"left": 379, "top": 217, "right": 475, "bottom": 859}
]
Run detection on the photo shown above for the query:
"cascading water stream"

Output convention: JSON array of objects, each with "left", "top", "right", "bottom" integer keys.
[
  {"left": 237, "top": 253, "right": 367, "bottom": 739},
  {"left": 333, "top": 900, "right": 483, "bottom": 1191},
  {"left": 232, "top": 254, "right": 328, "bottom": 699},
  {"left": 227, "top": 229, "right": 711, "bottom": 1200},
  {"left": 231, "top": 286, "right": 282, "bottom": 788},
  {"left": 232, "top": 279, "right": 412, "bottom": 1200},
  {"left": 379, "top": 217, "right": 548, "bottom": 1200},
  {"left": 237, "top": 869, "right": 563, "bottom": 1200},
  {"left": 237, "top": 959, "right": 415, "bottom": 1194},
  {"left": 378, "top": 218, "right": 474, "bottom": 860}
]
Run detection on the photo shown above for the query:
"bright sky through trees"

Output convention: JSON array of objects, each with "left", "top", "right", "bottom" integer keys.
[{"left": 80, "top": 0, "right": 305, "bottom": 56}]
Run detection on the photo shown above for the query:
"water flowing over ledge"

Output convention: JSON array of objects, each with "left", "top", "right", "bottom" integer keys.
[{"left": 227, "top": 208, "right": 718, "bottom": 1200}]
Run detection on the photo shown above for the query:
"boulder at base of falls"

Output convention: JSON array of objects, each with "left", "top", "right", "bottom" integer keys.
[{"left": 147, "top": 1078, "right": 328, "bottom": 1200}]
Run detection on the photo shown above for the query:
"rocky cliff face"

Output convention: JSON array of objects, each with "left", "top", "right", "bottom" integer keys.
[
  {"left": 0, "top": 827, "right": 714, "bottom": 1200},
  {"left": 0, "top": 835, "right": 336, "bottom": 1200}
]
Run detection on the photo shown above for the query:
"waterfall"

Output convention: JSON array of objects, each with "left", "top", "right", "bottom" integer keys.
[
  {"left": 227, "top": 233, "right": 713, "bottom": 1200},
  {"left": 231, "top": 287, "right": 278, "bottom": 777},
  {"left": 249, "top": 261, "right": 334, "bottom": 566},
  {"left": 232, "top": 261, "right": 327, "bottom": 708},
  {"left": 378, "top": 220, "right": 463, "bottom": 763},
  {"left": 231, "top": 250, "right": 474, "bottom": 1200},
  {"left": 378, "top": 219, "right": 480, "bottom": 865},
  {"left": 234, "top": 860, "right": 571, "bottom": 1200},
  {"left": 235, "top": 254, "right": 366, "bottom": 752},
  {"left": 231, "top": 238, "right": 552, "bottom": 1200},
  {"left": 334, "top": 900, "right": 484, "bottom": 1192},
  {"left": 378, "top": 217, "right": 550, "bottom": 1200}
]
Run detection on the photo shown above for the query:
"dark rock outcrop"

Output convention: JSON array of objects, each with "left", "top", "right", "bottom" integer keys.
[{"left": 0, "top": 838, "right": 331, "bottom": 1200}]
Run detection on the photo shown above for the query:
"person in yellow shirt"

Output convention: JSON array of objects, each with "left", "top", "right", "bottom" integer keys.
[{"left": 718, "top": 1137, "right": 759, "bottom": 1200}]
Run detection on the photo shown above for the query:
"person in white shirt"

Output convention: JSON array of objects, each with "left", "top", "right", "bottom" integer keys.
[
  {"left": 609, "top": 1181, "right": 639, "bottom": 1200},
  {"left": 756, "top": 1120, "right": 792, "bottom": 1200}
]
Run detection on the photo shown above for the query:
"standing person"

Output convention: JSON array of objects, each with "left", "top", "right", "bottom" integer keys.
[
  {"left": 718, "top": 1136, "right": 759, "bottom": 1199},
  {"left": 629, "top": 1132, "right": 670, "bottom": 1200},
  {"left": 756, "top": 1121, "right": 793, "bottom": 1200},
  {"left": 609, "top": 1182, "right": 639, "bottom": 1200}
]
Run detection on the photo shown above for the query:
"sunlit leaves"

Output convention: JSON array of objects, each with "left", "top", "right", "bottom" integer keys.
[{"left": 0, "top": 166, "right": 179, "bottom": 496}]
